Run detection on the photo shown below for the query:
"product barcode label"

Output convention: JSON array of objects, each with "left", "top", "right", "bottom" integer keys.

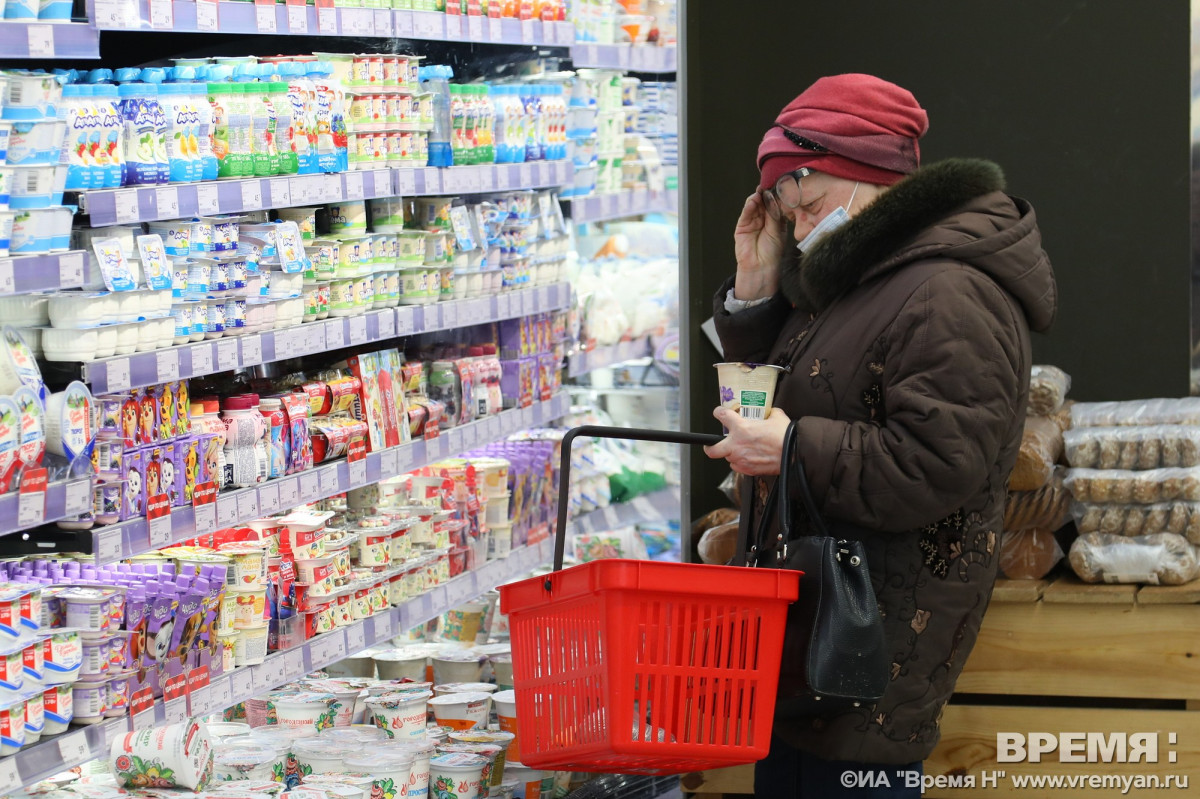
[{"left": 739, "top": 404, "right": 765, "bottom": 420}]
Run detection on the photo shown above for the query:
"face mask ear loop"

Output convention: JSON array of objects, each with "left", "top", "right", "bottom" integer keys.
[{"left": 846, "top": 181, "right": 860, "bottom": 214}]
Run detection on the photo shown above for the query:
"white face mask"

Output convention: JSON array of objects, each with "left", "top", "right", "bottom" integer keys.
[{"left": 797, "top": 181, "right": 860, "bottom": 253}]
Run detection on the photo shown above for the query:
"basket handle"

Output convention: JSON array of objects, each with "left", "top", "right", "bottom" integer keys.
[{"left": 549, "top": 425, "right": 723, "bottom": 588}]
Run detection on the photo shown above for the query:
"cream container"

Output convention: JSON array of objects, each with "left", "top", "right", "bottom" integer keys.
[
  {"left": 72, "top": 679, "right": 106, "bottom": 724},
  {"left": 364, "top": 690, "right": 431, "bottom": 741},
  {"left": 235, "top": 624, "right": 269, "bottom": 667},
  {"left": 219, "top": 543, "right": 269, "bottom": 589},
  {"left": 42, "top": 683, "right": 72, "bottom": 734},
  {"left": 21, "top": 687, "right": 43, "bottom": 744},
  {"left": 41, "top": 325, "right": 97, "bottom": 362},
  {"left": 213, "top": 741, "right": 281, "bottom": 782},
  {"left": 428, "top": 753, "right": 487, "bottom": 799},
  {"left": 232, "top": 588, "right": 268, "bottom": 629},
  {"left": 433, "top": 682, "right": 498, "bottom": 698},
  {"left": 316, "top": 723, "right": 387, "bottom": 746},
  {"left": 0, "top": 693, "right": 25, "bottom": 755},
  {"left": 431, "top": 651, "right": 485, "bottom": 686},
  {"left": 322, "top": 652, "right": 375, "bottom": 680},
  {"left": 371, "top": 649, "right": 427, "bottom": 683},
  {"left": 342, "top": 752, "right": 414, "bottom": 799},
  {"left": 427, "top": 691, "right": 491, "bottom": 732},
  {"left": 504, "top": 765, "right": 547, "bottom": 799},
  {"left": 0, "top": 295, "right": 48, "bottom": 327},
  {"left": 109, "top": 721, "right": 214, "bottom": 790},
  {"left": 46, "top": 291, "right": 117, "bottom": 329},
  {"left": 267, "top": 691, "right": 340, "bottom": 736},
  {"left": 295, "top": 556, "right": 337, "bottom": 591},
  {"left": 292, "top": 737, "right": 353, "bottom": 775}
]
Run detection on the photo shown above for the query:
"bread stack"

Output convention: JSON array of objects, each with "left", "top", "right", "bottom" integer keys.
[
  {"left": 1000, "top": 366, "right": 1073, "bottom": 579},
  {"left": 1063, "top": 397, "right": 1200, "bottom": 585}
]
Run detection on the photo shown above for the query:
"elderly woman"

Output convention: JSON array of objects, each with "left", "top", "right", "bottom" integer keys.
[{"left": 704, "top": 74, "right": 1057, "bottom": 797}]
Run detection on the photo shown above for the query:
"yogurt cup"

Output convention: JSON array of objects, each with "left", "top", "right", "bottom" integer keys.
[
  {"left": 491, "top": 690, "right": 520, "bottom": 763},
  {"left": 207, "top": 721, "right": 253, "bottom": 739},
  {"left": 488, "top": 655, "right": 513, "bottom": 691},
  {"left": 79, "top": 633, "right": 112, "bottom": 677},
  {"left": 62, "top": 588, "right": 114, "bottom": 631},
  {"left": 342, "top": 752, "right": 414, "bottom": 799},
  {"left": 266, "top": 692, "right": 340, "bottom": 736},
  {"left": 72, "top": 679, "right": 106, "bottom": 724},
  {"left": 372, "top": 649, "right": 428, "bottom": 682},
  {"left": 439, "top": 603, "right": 486, "bottom": 644},
  {"left": 44, "top": 381, "right": 94, "bottom": 461},
  {"left": 322, "top": 652, "right": 375, "bottom": 680},
  {"left": 427, "top": 691, "right": 491, "bottom": 732},
  {"left": 109, "top": 721, "right": 214, "bottom": 791},
  {"left": 42, "top": 682, "right": 71, "bottom": 734},
  {"left": 300, "top": 680, "right": 362, "bottom": 726},
  {"left": 429, "top": 753, "right": 487, "bottom": 799},
  {"left": 504, "top": 764, "right": 547, "bottom": 799},
  {"left": 213, "top": 741, "right": 281, "bottom": 782},
  {"left": 216, "top": 630, "right": 238, "bottom": 671},
  {"left": 232, "top": 588, "right": 268, "bottom": 629},
  {"left": 235, "top": 624, "right": 269, "bottom": 667},
  {"left": 219, "top": 543, "right": 270, "bottom": 589},
  {"left": 292, "top": 737, "right": 353, "bottom": 775},
  {"left": 431, "top": 651, "right": 485, "bottom": 686},
  {"left": 21, "top": 687, "right": 43, "bottom": 744},
  {"left": 364, "top": 690, "right": 432, "bottom": 740},
  {"left": 715, "top": 362, "right": 786, "bottom": 422},
  {"left": 448, "top": 730, "right": 515, "bottom": 788},
  {"left": 317, "top": 724, "right": 387, "bottom": 745},
  {"left": 433, "top": 682, "right": 498, "bottom": 698},
  {"left": 0, "top": 693, "right": 25, "bottom": 755}
]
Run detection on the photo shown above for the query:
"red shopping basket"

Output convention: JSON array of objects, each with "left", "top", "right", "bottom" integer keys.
[{"left": 499, "top": 426, "right": 801, "bottom": 775}]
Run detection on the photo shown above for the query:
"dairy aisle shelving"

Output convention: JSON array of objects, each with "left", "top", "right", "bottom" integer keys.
[
  {"left": 565, "top": 485, "right": 680, "bottom": 536},
  {"left": 562, "top": 187, "right": 678, "bottom": 225},
  {"left": 567, "top": 336, "right": 653, "bottom": 379},
  {"left": 0, "top": 20, "right": 100, "bottom": 58}
]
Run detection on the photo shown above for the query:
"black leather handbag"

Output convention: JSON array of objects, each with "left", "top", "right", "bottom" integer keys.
[{"left": 737, "top": 420, "right": 890, "bottom": 717}]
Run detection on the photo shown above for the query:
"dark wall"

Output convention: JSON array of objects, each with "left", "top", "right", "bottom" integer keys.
[{"left": 684, "top": 1, "right": 1191, "bottom": 520}]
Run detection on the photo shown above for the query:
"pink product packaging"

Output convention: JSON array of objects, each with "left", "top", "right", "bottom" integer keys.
[
  {"left": 122, "top": 447, "right": 145, "bottom": 521},
  {"left": 136, "top": 389, "right": 159, "bottom": 447}
]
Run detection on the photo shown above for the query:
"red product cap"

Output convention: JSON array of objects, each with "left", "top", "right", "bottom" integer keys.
[
  {"left": 481, "top": 344, "right": 497, "bottom": 355},
  {"left": 203, "top": 400, "right": 220, "bottom": 414},
  {"left": 221, "top": 396, "right": 255, "bottom": 411},
  {"left": 468, "top": 346, "right": 484, "bottom": 357}
]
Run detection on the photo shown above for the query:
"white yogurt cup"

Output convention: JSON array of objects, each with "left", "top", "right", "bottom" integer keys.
[
  {"left": 0, "top": 693, "right": 25, "bottom": 755},
  {"left": 21, "top": 687, "right": 43, "bottom": 744},
  {"left": 715, "top": 362, "right": 786, "bottom": 422},
  {"left": 429, "top": 752, "right": 487, "bottom": 799},
  {"left": 432, "top": 682, "right": 499, "bottom": 698},
  {"left": 267, "top": 692, "right": 340, "bottom": 736},
  {"left": 342, "top": 752, "right": 414, "bottom": 799},
  {"left": 431, "top": 651, "right": 485, "bottom": 686},
  {"left": 372, "top": 649, "right": 427, "bottom": 682},
  {"left": 364, "top": 690, "right": 432, "bottom": 740},
  {"left": 235, "top": 624, "right": 269, "bottom": 667},
  {"left": 213, "top": 741, "right": 281, "bottom": 782},
  {"left": 292, "top": 737, "right": 354, "bottom": 775},
  {"left": 42, "top": 683, "right": 72, "bottom": 734},
  {"left": 491, "top": 690, "right": 521, "bottom": 764},
  {"left": 427, "top": 691, "right": 492, "bottom": 732},
  {"left": 109, "top": 721, "right": 214, "bottom": 790}
]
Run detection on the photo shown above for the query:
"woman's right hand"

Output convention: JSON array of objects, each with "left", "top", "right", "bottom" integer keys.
[{"left": 733, "top": 192, "right": 787, "bottom": 300}]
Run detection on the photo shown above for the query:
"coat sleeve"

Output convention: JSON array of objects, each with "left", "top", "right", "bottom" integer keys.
[
  {"left": 711, "top": 274, "right": 795, "bottom": 364},
  {"left": 795, "top": 267, "right": 1026, "bottom": 531}
]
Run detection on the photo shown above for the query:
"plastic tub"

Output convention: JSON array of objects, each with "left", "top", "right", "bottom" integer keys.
[
  {"left": 213, "top": 741, "right": 281, "bottom": 782},
  {"left": 9, "top": 165, "right": 65, "bottom": 209},
  {"left": 2, "top": 74, "right": 61, "bottom": 121},
  {"left": 363, "top": 690, "right": 431, "bottom": 740},
  {"left": 6, "top": 119, "right": 66, "bottom": 167},
  {"left": 341, "top": 752, "right": 414, "bottom": 799},
  {"left": 22, "top": 687, "right": 43, "bottom": 744},
  {"left": 72, "top": 679, "right": 105, "bottom": 724},
  {"left": 431, "top": 651, "right": 484, "bottom": 686},
  {"left": 11, "top": 206, "right": 74, "bottom": 255},
  {"left": 428, "top": 753, "right": 487, "bottom": 799},
  {"left": 232, "top": 588, "right": 267, "bottom": 629},
  {"left": 292, "top": 737, "right": 353, "bottom": 774},
  {"left": 427, "top": 691, "right": 491, "bottom": 732},
  {"left": 371, "top": 649, "right": 426, "bottom": 682},
  {"left": 42, "top": 683, "right": 71, "bottom": 734},
  {"left": 0, "top": 693, "right": 25, "bottom": 755},
  {"left": 267, "top": 692, "right": 340, "bottom": 735},
  {"left": 234, "top": 624, "right": 269, "bottom": 667}
]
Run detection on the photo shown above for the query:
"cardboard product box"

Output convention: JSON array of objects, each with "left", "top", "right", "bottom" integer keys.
[
  {"left": 345, "top": 351, "right": 387, "bottom": 451},
  {"left": 122, "top": 446, "right": 145, "bottom": 521},
  {"left": 136, "top": 388, "right": 158, "bottom": 446},
  {"left": 377, "top": 348, "right": 405, "bottom": 448},
  {"left": 499, "top": 358, "right": 536, "bottom": 408},
  {"left": 174, "top": 435, "right": 203, "bottom": 505},
  {"left": 280, "top": 393, "right": 313, "bottom": 474}
]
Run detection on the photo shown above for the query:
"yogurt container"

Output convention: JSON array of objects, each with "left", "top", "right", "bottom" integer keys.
[
  {"left": 219, "top": 543, "right": 269, "bottom": 589},
  {"left": 433, "top": 682, "right": 499, "bottom": 697},
  {"left": 72, "top": 679, "right": 105, "bottom": 724},
  {"left": 213, "top": 741, "right": 281, "bottom": 782},
  {"left": 0, "top": 327, "right": 44, "bottom": 402},
  {"left": 266, "top": 692, "right": 341, "bottom": 736},
  {"left": 42, "top": 682, "right": 72, "bottom": 734},
  {"left": 44, "top": 381, "right": 95, "bottom": 461},
  {"left": 0, "top": 693, "right": 25, "bottom": 755},
  {"left": 448, "top": 730, "right": 515, "bottom": 788},
  {"left": 431, "top": 650, "right": 485, "bottom": 685},
  {"left": 504, "top": 764, "right": 547, "bottom": 799},
  {"left": 427, "top": 691, "right": 491, "bottom": 732},
  {"left": 364, "top": 690, "right": 432, "bottom": 741},
  {"left": 61, "top": 587, "right": 114, "bottom": 631},
  {"left": 371, "top": 648, "right": 428, "bottom": 682},
  {"left": 207, "top": 721, "right": 253, "bottom": 740},
  {"left": 316, "top": 724, "right": 387, "bottom": 746},
  {"left": 21, "top": 687, "right": 43, "bottom": 744},
  {"left": 235, "top": 624, "right": 269, "bottom": 667},
  {"left": 0, "top": 639, "right": 25, "bottom": 693},
  {"left": 342, "top": 752, "right": 414, "bottom": 799},
  {"left": 715, "top": 362, "right": 786, "bottom": 422},
  {"left": 428, "top": 752, "right": 487, "bottom": 799},
  {"left": 292, "top": 737, "right": 353, "bottom": 775},
  {"left": 110, "top": 721, "right": 215, "bottom": 791}
]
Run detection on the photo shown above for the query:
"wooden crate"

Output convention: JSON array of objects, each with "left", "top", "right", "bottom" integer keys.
[{"left": 682, "top": 574, "right": 1200, "bottom": 798}]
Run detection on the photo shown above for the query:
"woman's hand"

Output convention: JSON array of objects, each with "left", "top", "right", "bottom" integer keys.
[
  {"left": 733, "top": 192, "right": 787, "bottom": 300},
  {"left": 703, "top": 406, "right": 792, "bottom": 475}
]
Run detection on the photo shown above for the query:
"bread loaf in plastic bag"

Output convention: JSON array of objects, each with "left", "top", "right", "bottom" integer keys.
[
  {"left": 1011, "top": 415, "right": 1064, "bottom": 491},
  {"left": 1005, "top": 468, "right": 1071, "bottom": 531},
  {"left": 999, "top": 528, "right": 1065, "bottom": 580},
  {"left": 1070, "top": 397, "right": 1200, "bottom": 428},
  {"left": 1071, "top": 501, "right": 1200, "bottom": 543},
  {"left": 1068, "top": 532, "right": 1200, "bottom": 585},
  {"left": 1063, "top": 425, "right": 1200, "bottom": 470},
  {"left": 1062, "top": 466, "right": 1200, "bottom": 505}
]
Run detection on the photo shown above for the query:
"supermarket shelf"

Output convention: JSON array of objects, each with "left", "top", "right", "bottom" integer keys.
[
  {"left": 0, "top": 20, "right": 101, "bottom": 59},
  {"left": 89, "top": 391, "right": 570, "bottom": 565},
  {"left": 0, "top": 476, "right": 93, "bottom": 539},
  {"left": 563, "top": 188, "right": 678, "bottom": 224},
  {"left": 569, "top": 43, "right": 677, "bottom": 73},
  {"left": 565, "top": 485, "right": 681, "bottom": 535},
  {"left": 0, "top": 536, "right": 553, "bottom": 792},
  {"left": 73, "top": 162, "right": 576, "bottom": 227},
  {"left": 567, "top": 336, "right": 652, "bottom": 378},
  {"left": 79, "top": 282, "right": 571, "bottom": 394},
  {"left": 88, "top": 0, "right": 575, "bottom": 46},
  {"left": 2, "top": 252, "right": 91, "bottom": 297}
]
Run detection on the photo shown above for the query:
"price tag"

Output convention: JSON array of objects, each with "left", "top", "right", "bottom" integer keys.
[
  {"left": 241, "top": 181, "right": 263, "bottom": 211},
  {"left": 258, "top": 483, "right": 280, "bottom": 514},
  {"left": 444, "top": 14, "right": 462, "bottom": 39},
  {"left": 215, "top": 338, "right": 239, "bottom": 372},
  {"left": 519, "top": 163, "right": 533, "bottom": 188},
  {"left": 58, "top": 731, "right": 90, "bottom": 764},
  {"left": 197, "top": 183, "right": 220, "bottom": 214},
  {"left": 95, "top": 526, "right": 122, "bottom": 565},
  {"left": 342, "top": 7, "right": 369, "bottom": 33},
  {"left": 211, "top": 675, "right": 233, "bottom": 709},
  {"left": 373, "top": 8, "right": 393, "bottom": 35},
  {"left": 412, "top": 9, "right": 441, "bottom": 38},
  {"left": 18, "top": 467, "right": 47, "bottom": 529},
  {"left": 284, "top": 649, "right": 306, "bottom": 680},
  {"left": 27, "top": 24, "right": 53, "bottom": 58},
  {"left": 487, "top": 15, "right": 504, "bottom": 42},
  {"left": 299, "top": 471, "right": 320, "bottom": 502},
  {"left": 380, "top": 447, "right": 399, "bottom": 478},
  {"left": 0, "top": 261, "right": 14, "bottom": 296},
  {"left": 155, "top": 186, "right": 180, "bottom": 219},
  {"left": 321, "top": 319, "right": 343, "bottom": 350},
  {"left": 395, "top": 443, "right": 412, "bottom": 472},
  {"left": 468, "top": 14, "right": 484, "bottom": 40},
  {"left": 193, "top": 490, "right": 217, "bottom": 536},
  {"left": 346, "top": 623, "right": 366, "bottom": 653},
  {"left": 520, "top": 18, "right": 535, "bottom": 43},
  {"left": 217, "top": 494, "right": 238, "bottom": 528},
  {"left": 372, "top": 612, "right": 394, "bottom": 640},
  {"left": 396, "top": 169, "right": 417, "bottom": 197},
  {"left": 395, "top": 306, "right": 414, "bottom": 335},
  {"left": 441, "top": 302, "right": 458, "bottom": 329},
  {"left": 344, "top": 171, "right": 364, "bottom": 200},
  {"left": 241, "top": 334, "right": 262, "bottom": 366},
  {"left": 495, "top": 293, "right": 510, "bottom": 318},
  {"left": 377, "top": 309, "right": 395, "bottom": 339},
  {"left": 189, "top": 682, "right": 211, "bottom": 715},
  {"left": 315, "top": 0, "right": 336, "bottom": 33},
  {"left": 104, "top": 717, "right": 128, "bottom": 745},
  {"left": 65, "top": 477, "right": 90, "bottom": 516},
  {"left": 273, "top": 329, "right": 292, "bottom": 360},
  {"left": 237, "top": 490, "right": 259, "bottom": 521},
  {"left": 349, "top": 315, "right": 367, "bottom": 345},
  {"left": 279, "top": 476, "right": 299, "bottom": 507},
  {"left": 114, "top": 189, "right": 140, "bottom": 224},
  {"left": 57, "top": 251, "right": 85, "bottom": 289},
  {"left": 196, "top": 0, "right": 219, "bottom": 31},
  {"left": 147, "top": 493, "right": 172, "bottom": 548},
  {"left": 156, "top": 349, "right": 180, "bottom": 382},
  {"left": 289, "top": 176, "right": 310, "bottom": 206},
  {"left": 312, "top": 630, "right": 346, "bottom": 665},
  {"left": 268, "top": 178, "right": 291, "bottom": 208},
  {"left": 347, "top": 441, "right": 367, "bottom": 487},
  {"left": 255, "top": 0, "right": 277, "bottom": 32},
  {"left": 319, "top": 465, "right": 340, "bottom": 497},
  {"left": 163, "top": 696, "right": 187, "bottom": 724},
  {"left": 190, "top": 342, "right": 213, "bottom": 376},
  {"left": 149, "top": 0, "right": 173, "bottom": 27},
  {"left": 230, "top": 669, "right": 254, "bottom": 701}
]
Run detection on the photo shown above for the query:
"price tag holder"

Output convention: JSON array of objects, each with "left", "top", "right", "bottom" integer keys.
[
  {"left": 344, "top": 171, "right": 364, "bottom": 200},
  {"left": 283, "top": 649, "right": 306, "bottom": 681},
  {"left": 487, "top": 15, "right": 504, "bottom": 42},
  {"left": 114, "top": 189, "right": 139, "bottom": 224},
  {"left": 17, "top": 467, "right": 47, "bottom": 529},
  {"left": 149, "top": 0, "right": 172, "bottom": 27},
  {"left": 197, "top": 183, "right": 220, "bottom": 214},
  {"left": 279, "top": 477, "right": 299, "bottom": 507},
  {"left": 285, "top": 0, "right": 307, "bottom": 32},
  {"left": 230, "top": 669, "right": 254, "bottom": 703},
  {"left": 395, "top": 8, "right": 413, "bottom": 35},
  {"left": 130, "top": 687, "right": 155, "bottom": 728},
  {"left": 520, "top": 17, "right": 535, "bottom": 43},
  {"left": 495, "top": 293, "right": 510, "bottom": 318},
  {"left": 103, "top": 718, "right": 127, "bottom": 746},
  {"left": 377, "top": 309, "right": 395, "bottom": 339},
  {"left": 315, "top": 0, "right": 337, "bottom": 34},
  {"left": 0, "top": 260, "right": 15, "bottom": 296},
  {"left": 444, "top": 13, "right": 462, "bottom": 39},
  {"left": 371, "top": 612, "right": 395, "bottom": 641},
  {"left": 58, "top": 731, "right": 90, "bottom": 764},
  {"left": 254, "top": 0, "right": 277, "bottom": 31},
  {"left": 196, "top": 0, "right": 219, "bottom": 31},
  {"left": 325, "top": 319, "right": 345, "bottom": 349},
  {"left": 241, "top": 334, "right": 262, "bottom": 366},
  {"left": 312, "top": 630, "right": 346, "bottom": 665},
  {"left": 155, "top": 186, "right": 180, "bottom": 219},
  {"left": 300, "top": 471, "right": 320, "bottom": 502},
  {"left": 193, "top": 481, "right": 218, "bottom": 535},
  {"left": 146, "top": 493, "right": 172, "bottom": 548},
  {"left": 349, "top": 315, "right": 367, "bottom": 345},
  {"left": 186, "top": 666, "right": 211, "bottom": 716},
  {"left": 258, "top": 483, "right": 280, "bottom": 515},
  {"left": 241, "top": 181, "right": 263, "bottom": 211},
  {"left": 216, "top": 338, "right": 239, "bottom": 372},
  {"left": 380, "top": 447, "right": 399, "bottom": 478},
  {"left": 347, "top": 440, "right": 367, "bottom": 488},
  {"left": 395, "top": 443, "right": 412, "bottom": 472},
  {"left": 156, "top": 349, "right": 180, "bottom": 383},
  {"left": 66, "top": 477, "right": 90, "bottom": 516},
  {"left": 237, "top": 490, "right": 259, "bottom": 521},
  {"left": 96, "top": 527, "right": 122, "bottom": 564},
  {"left": 373, "top": 8, "right": 393, "bottom": 35},
  {"left": 346, "top": 623, "right": 366, "bottom": 653},
  {"left": 319, "top": 465, "right": 340, "bottom": 498},
  {"left": 191, "top": 342, "right": 213, "bottom": 376},
  {"left": 467, "top": 14, "right": 484, "bottom": 40},
  {"left": 519, "top": 163, "right": 533, "bottom": 188},
  {"left": 211, "top": 675, "right": 233, "bottom": 709},
  {"left": 217, "top": 494, "right": 238, "bottom": 528},
  {"left": 27, "top": 24, "right": 53, "bottom": 57},
  {"left": 395, "top": 306, "right": 415, "bottom": 335},
  {"left": 269, "top": 177, "right": 291, "bottom": 208}
]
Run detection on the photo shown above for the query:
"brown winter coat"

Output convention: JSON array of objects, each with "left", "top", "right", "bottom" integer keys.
[{"left": 713, "top": 159, "right": 1056, "bottom": 764}]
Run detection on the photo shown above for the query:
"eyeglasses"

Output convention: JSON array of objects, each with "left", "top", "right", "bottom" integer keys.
[{"left": 761, "top": 167, "right": 814, "bottom": 221}]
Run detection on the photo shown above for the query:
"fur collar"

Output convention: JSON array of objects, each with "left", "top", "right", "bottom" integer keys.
[{"left": 781, "top": 158, "right": 1006, "bottom": 311}]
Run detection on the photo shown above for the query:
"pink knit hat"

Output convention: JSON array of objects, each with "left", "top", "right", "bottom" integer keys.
[{"left": 758, "top": 74, "right": 929, "bottom": 191}]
